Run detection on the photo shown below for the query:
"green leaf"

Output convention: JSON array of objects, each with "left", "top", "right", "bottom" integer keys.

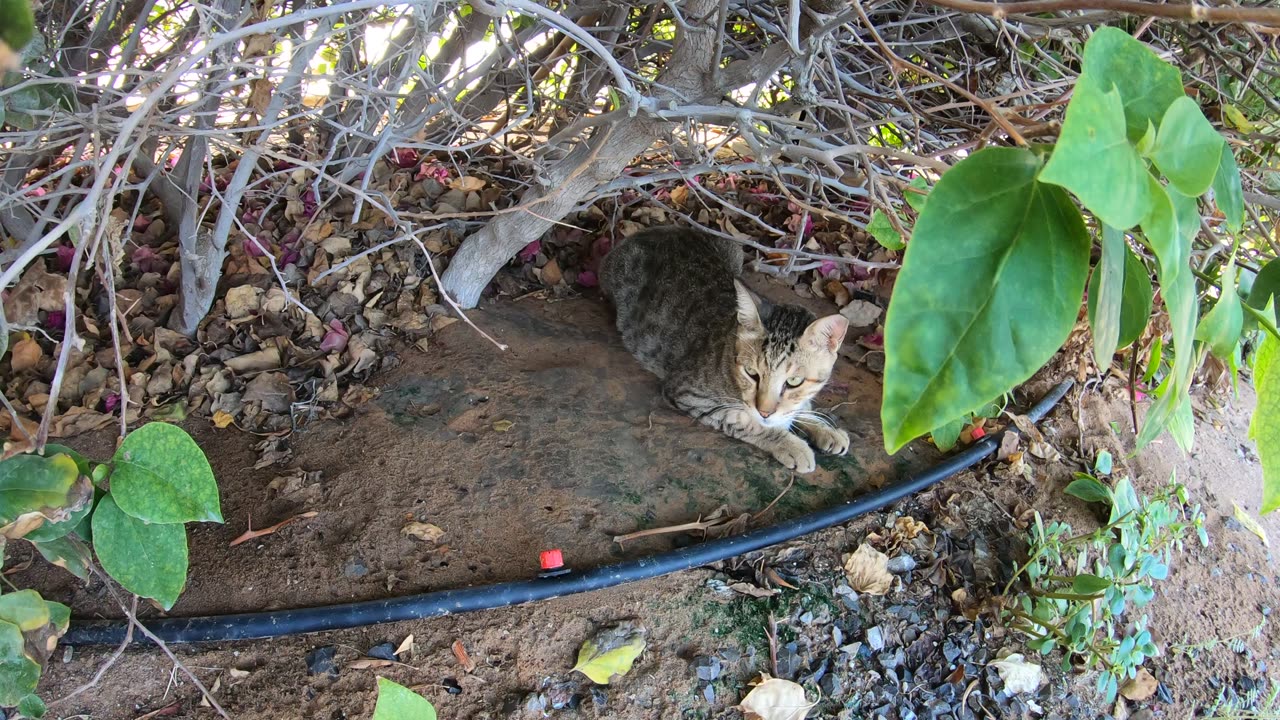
[
  {"left": 929, "top": 416, "right": 964, "bottom": 452},
  {"left": 1147, "top": 96, "right": 1224, "bottom": 197},
  {"left": 1039, "top": 80, "right": 1152, "bottom": 230},
  {"left": 0, "top": 0, "right": 35, "bottom": 53},
  {"left": 1088, "top": 241, "right": 1153, "bottom": 350},
  {"left": 905, "top": 176, "right": 930, "bottom": 212},
  {"left": 1167, "top": 390, "right": 1194, "bottom": 453},
  {"left": 109, "top": 422, "right": 222, "bottom": 524},
  {"left": 1211, "top": 144, "right": 1244, "bottom": 233},
  {"left": 1246, "top": 258, "right": 1280, "bottom": 323},
  {"left": 867, "top": 209, "right": 905, "bottom": 251},
  {"left": 32, "top": 535, "right": 89, "bottom": 580},
  {"left": 40, "top": 445, "right": 89, "bottom": 477},
  {"left": 372, "top": 677, "right": 438, "bottom": 720},
  {"left": 43, "top": 601, "right": 68, "bottom": 636},
  {"left": 1071, "top": 573, "right": 1113, "bottom": 595},
  {"left": 0, "top": 591, "right": 49, "bottom": 632},
  {"left": 23, "top": 462, "right": 94, "bottom": 543},
  {"left": 1088, "top": 224, "right": 1126, "bottom": 367},
  {"left": 1065, "top": 475, "right": 1111, "bottom": 504},
  {"left": 1094, "top": 450, "right": 1113, "bottom": 475},
  {"left": 571, "top": 623, "right": 647, "bottom": 685},
  {"left": 91, "top": 494, "right": 188, "bottom": 610},
  {"left": 1253, "top": 332, "right": 1280, "bottom": 513},
  {"left": 0, "top": 454, "right": 89, "bottom": 540},
  {"left": 0, "top": 620, "right": 39, "bottom": 706},
  {"left": 882, "top": 147, "right": 1089, "bottom": 453},
  {"left": 1136, "top": 177, "right": 1199, "bottom": 449},
  {"left": 18, "top": 693, "right": 46, "bottom": 718},
  {"left": 1195, "top": 260, "right": 1243, "bottom": 362},
  {"left": 1080, "top": 26, "right": 1185, "bottom": 144}
]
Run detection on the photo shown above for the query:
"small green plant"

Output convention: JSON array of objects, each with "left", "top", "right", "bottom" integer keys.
[
  {"left": 1203, "top": 684, "right": 1280, "bottom": 720},
  {"left": 372, "top": 677, "right": 437, "bottom": 719},
  {"left": 0, "top": 422, "right": 221, "bottom": 714},
  {"left": 1002, "top": 473, "right": 1206, "bottom": 702}
]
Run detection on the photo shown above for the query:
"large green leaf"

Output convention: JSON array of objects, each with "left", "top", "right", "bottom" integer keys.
[
  {"left": 1254, "top": 332, "right": 1279, "bottom": 513},
  {"left": 0, "top": 454, "right": 90, "bottom": 540},
  {"left": 1195, "top": 260, "right": 1243, "bottom": 362},
  {"left": 882, "top": 147, "right": 1090, "bottom": 453},
  {"left": 1080, "top": 26, "right": 1185, "bottom": 144},
  {"left": 23, "top": 460, "right": 94, "bottom": 543},
  {"left": 91, "top": 495, "right": 188, "bottom": 610},
  {"left": 1212, "top": 144, "right": 1244, "bottom": 233},
  {"left": 109, "top": 422, "right": 222, "bottom": 524},
  {"left": 1247, "top": 258, "right": 1280, "bottom": 323},
  {"left": 1136, "top": 177, "right": 1200, "bottom": 449},
  {"left": 372, "top": 677, "right": 438, "bottom": 720},
  {"left": 1147, "top": 96, "right": 1224, "bottom": 197},
  {"left": 0, "top": 591, "right": 49, "bottom": 633},
  {"left": 1089, "top": 224, "right": 1126, "bottom": 368},
  {"left": 0, "top": 620, "right": 39, "bottom": 706},
  {"left": 0, "top": 0, "right": 35, "bottom": 53},
  {"left": 867, "top": 209, "right": 905, "bottom": 251},
  {"left": 1088, "top": 241, "right": 1153, "bottom": 350},
  {"left": 1039, "top": 80, "right": 1151, "bottom": 230}
]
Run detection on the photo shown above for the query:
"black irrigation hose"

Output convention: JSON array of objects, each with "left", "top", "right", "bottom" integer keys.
[{"left": 64, "top": 380, "right": 1073, "bottom": 646}]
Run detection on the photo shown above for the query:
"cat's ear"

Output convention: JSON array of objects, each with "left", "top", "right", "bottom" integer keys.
[
  {"left": 733, "top": 280, "right": 763, "bottom": 335},
  {"left": 803, "top": 314, "right": 849, "bottom": 353}
]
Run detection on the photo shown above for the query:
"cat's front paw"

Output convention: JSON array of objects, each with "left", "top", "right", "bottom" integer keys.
[
  {"left": 770, "top": 435, "right": 816, "bottom": 474},
  {"left": 807, "top": 425, "right": 850, "bottom": 456}
]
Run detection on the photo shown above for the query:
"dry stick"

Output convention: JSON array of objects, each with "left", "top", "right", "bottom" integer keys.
[
  {"left": 97, "top": 246, "right": 131, "bottom": 439},
  {"left": 918, "top": 0, "right": 1280, "bottom": 26},
  {"left": 852, "top": 0, "right": 1028, "bottom": 146},
  {"left": 411, "top": 236, "right": 509, "bottom": 352},
  {"left": 0, "top": 390, "right": 34, "bottom": 445},
  {"left": 50, "top": 596, "right": 138, "bottom": 708},
  {"left": 76, "top": 553, "right": 230, "bottom": 718}
]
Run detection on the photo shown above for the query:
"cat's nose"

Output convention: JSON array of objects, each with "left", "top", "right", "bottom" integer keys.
[{"left": 759, "top": 409, "right": 772, "bottom": 418}]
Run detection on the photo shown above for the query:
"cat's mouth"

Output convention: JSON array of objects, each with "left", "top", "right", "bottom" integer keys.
[{"left": 755, "top": 409, "right": 796, "bottom": 430}]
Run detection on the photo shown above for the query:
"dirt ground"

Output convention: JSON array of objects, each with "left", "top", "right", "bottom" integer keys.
[{"left": 16, "top": 279, "right": 1280, "bottom": 719}]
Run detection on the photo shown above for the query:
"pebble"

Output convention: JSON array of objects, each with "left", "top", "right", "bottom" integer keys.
[
  {"left": 695, "top": 655, "right": 722, "bottom": 682},
  {"left": 343, "top": 557, "right": 369, "bottom": 578},
  {"left": 820, "top": 670, "right": 844, "bottom": 698},
  {"left": 777, "top": 641, "right": 802, "bottom": 679},
  {"left": 867, "top": 626, "right": 886, "bottom": 651},
  {"left": 703, "top": 684, "right": 715, "bottom": 703},
  {"left": 590, "top": 688, "right": 607, "bottom": 709},
  {"left": 366, "top": 642, "right": 397, "bottom": 661},
  {"left": 887, "top": 555, "right": 918, "bottom": 574},
  {"left": 305, "top": 645, "right": 338, "bottom": 676},
  {"left": 442, "top": 677, "right": 462, "bottom": 695}
]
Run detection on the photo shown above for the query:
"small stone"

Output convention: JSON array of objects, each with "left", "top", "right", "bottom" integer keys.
[
  {"left": 344, "top": 557, "right": 369, "bottom": 578},
  {"left": 524, "top": 692, "right": 548, "bottom": 712},
  {"left": 590, "top": 687, "right": 607, "bottom": 709},
  {"left": 867, "top": 626, "right": 886, "bottom": 651},
  {"left": 305, "top": 645, "right": 338, "bottom": 676},
  {"left": 799, "top": 611, "right": 815, "bottom": 625},
  {"left": 887, "top": 555, "right": 918, "bottom": 574},
  {"left": 695, "top": 655, "right": 722, "bottom": 682},
  {"left": 820, "top": 670, "right": 844, "bottom": 698},
  {"left": 777, "top": 642, "right": 802, "bottom": 679},
  {"left": 367, "top": 643, "right": 397, "bottom": 661},
  {"left": 703, "top": 684, "right": 715, "bottom": 704},
  {"left": 442, "top": 677, "right": 462, "bottom": 695}
]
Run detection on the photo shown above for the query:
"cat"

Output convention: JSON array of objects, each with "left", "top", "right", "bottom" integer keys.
[{"left": 601, "top": 225, "right": 850, "bottom": 473}]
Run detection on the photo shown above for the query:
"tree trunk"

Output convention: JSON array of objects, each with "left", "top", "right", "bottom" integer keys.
[{"left": 441, "top": 0, "right": 722, "bottom": 308}]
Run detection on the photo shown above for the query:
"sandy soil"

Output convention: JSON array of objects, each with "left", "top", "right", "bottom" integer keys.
[{"left": 15, "top": 283, "right": 1278, "bottom": 719}]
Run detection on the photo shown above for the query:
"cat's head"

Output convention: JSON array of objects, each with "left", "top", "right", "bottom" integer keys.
[{"left": 732, "top": 281, "right": 848, "bottom": 429}]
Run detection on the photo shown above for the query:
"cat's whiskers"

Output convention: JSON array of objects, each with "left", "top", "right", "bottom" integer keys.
[{"left": 792, "top": 410, "right": 835, "bottom": 428}]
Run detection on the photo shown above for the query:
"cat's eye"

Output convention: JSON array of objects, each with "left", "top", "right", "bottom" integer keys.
[
  {"left": 786, "top": 377, "right": 804, "bottom": 388},
  {"left": 745, "top": 369, "right": 760, "bottom": 382}
]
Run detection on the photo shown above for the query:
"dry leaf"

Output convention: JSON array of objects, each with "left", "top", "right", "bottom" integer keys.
[
  {"left": 1119, "top": 668, "right": 1158, "bottom": 701},
  {"left": 228, "top": 511, "right": 318, "bottom": 547},
  {"left": 347, "top": 658, "right": 396, "bottom": 670},
  {"left": 229, "top": 668, "right": 250, "bottom": 680},
  {"left": 401, "top": 522, "right": 445, "bottom": 543},
  {"left": 737, "top": 675, "right": 815, "bottom": 720},
  {"left": 450, "top": 176, "right": 485, "bottom": 192},
  {"left": 394, "top": 634, "right": 415, "bottom": 659},
  {"left": 247, "top": 78, "right": 273, "bottom": 115},
  {"left": 842, "top": 543, "right": 893, "bottom": 595},
  {"left": 541, "top": 258, "right": 563, "bottom": 286},
  {"left": 839, "top": 299, "right": 881, "bottom": 327},
  {"left": 571, "top": 622, "right": 647, "bottom": 685},
  {"left": 728, "top": 582, "right": 779, "bottom": 599},
  {"left": 212, "top": 410, "right": 236, "bottom": 429},
  {"left": 9, "top": 337, "right": 42, "bottom": 373},
  {"left": 452, "top": 640, "right": 477, "bottom": 672},
  {"left": 1232, "top": 502, "right": 1269, "bottom": 547},
  {"left": 199, "top": 676, "right": 223, "bottom": 707},
  {"left": 989, "top": 653, "right": 1045, "bottom": 694},
  {"left": 492, "top": 420, "right": 514, "bottom": 432}
]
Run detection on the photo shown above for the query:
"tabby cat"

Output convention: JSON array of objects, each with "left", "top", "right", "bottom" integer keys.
[{"left": 601, "top": 225, "right": 850, "bottom": 473}]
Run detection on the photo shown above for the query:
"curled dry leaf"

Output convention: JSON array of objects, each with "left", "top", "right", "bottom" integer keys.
[
  {"left": 989, "top": 653, "right": 1045, "bottom": 694},
  {"left": 1119, "top": 668, "right": 1158, "bottom": 701},
  {"left": 401, "top": 522, "right": 445, "bottom": 543},
  {"left": 9, "top": 337, "right": 42, "bottom": 373},
  {"left": 571, "top": 622, "right": 647, "bottom": 685},
  {"left": 839, "top": 299, "right": 882, "bottom": 327},
  {"left": 842, "top": 543, "right": 893, "bottom": 595},
  {"left": 347, "top": 658, "right": 396, "bottom": 670},
  {"left": 450, "top": 176, "right": 486, "bottom": 192},
  {"left": 737, "top": 675, "right": 816, "bottom": 720},
  {"left": 452, "top": 640, "right": 476, "bottom": 672},
  {"left": 728, "top": 582, "right": 778, "bottom": 599},
  {"left": 1232, "top": 501, "right": 1269, "bottom": 547},
  {"left": 394, "top": 634, "right": 415, "bottom": 660}
]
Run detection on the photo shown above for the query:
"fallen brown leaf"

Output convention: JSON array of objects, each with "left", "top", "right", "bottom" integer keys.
[
  {"left": 347, "top": 658, "right": 396, "bottom": 670},
  {"left": 729, "top": 582, "right": 779, "bottom": 599},
  {"left": 401, "top": 522, "right": 445, "bottom": 543},
  {"left": 842, "top": 543, "right": 893, "bottom": 595},
  {"left": 9, "top": 337, "right": 42, "bottom": 373},
  {"left": 1120, "top": 668, "right": 1158, "bottom": 701},
  {"left": 452, "top": 639, "right": 477, "bottom": 672},
  {"left": 394, "top": 634, "right": 415, "bottom": 659},
  {"left": 229, "top": 511, "right": 318, "bottom": 547}
]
